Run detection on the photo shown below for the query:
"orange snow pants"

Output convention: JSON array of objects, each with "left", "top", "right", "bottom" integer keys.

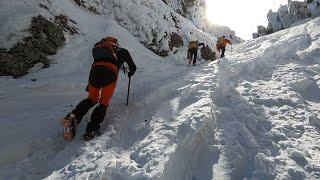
[{"left": 88, "top": 62, "right": 119, "bottom": 106}]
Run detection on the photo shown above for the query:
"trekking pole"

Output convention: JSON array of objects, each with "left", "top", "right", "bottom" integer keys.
[
  {"left": 122, "top": 65, "right": 126, "bottom": 74},
  {"left": 126, "top": 77, "right": 131, "bottom": 106}
]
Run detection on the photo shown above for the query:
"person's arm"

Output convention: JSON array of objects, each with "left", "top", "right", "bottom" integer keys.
[
  {"left": 198, "top": 42, "right": 205, "bottom": 47},
  {"left": 121, "top": 48, "right": 136, "bottom": 77}
]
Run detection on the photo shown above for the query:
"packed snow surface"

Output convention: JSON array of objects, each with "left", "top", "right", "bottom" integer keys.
[{"left": 0, "top": 0, "right": 320, "bottom": 180}]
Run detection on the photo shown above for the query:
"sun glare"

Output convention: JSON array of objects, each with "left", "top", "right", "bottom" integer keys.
[{"left": 205, "top": 0, "right": 304, "bottom": 40}]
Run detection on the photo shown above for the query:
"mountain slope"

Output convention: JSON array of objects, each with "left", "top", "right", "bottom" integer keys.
[{"left": 0, "top": 0, "right": 319, "bottom": 180}]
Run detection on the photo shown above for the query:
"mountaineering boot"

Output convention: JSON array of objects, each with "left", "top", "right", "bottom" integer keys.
[
  {"left": 83, "top": 131, "right": 101, "bottom": 141},
  {"left": 61, "top": 113, "right": 77, "bottom": 141}
]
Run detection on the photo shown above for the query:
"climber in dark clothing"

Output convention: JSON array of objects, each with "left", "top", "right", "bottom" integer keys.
[{"left": 62, "top": 37, "right": 136, "bottom": 141}]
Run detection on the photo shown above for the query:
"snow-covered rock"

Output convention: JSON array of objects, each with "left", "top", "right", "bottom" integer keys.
[
  {"left": 0, "top": 15, "right": 65, "bottom": 78},
  {"left": 253, "top": 0, "right": 320, "bottom": 39},
  {"left": 267, "top": 8, "right": 284, "bottom": 32},
  {"left": 252, "top": 25, "right": 272, "bottom": 39},
  {"left": 307, "top": 0, "right": 320, "bottom": 17},
  {"left": 73, "top": 0, "right": 242, "bottom": 56},
  {"left": 289, "top": 0, "right": 311, "bottom": 21},
  {"left": 267, "top": 1, "right": 310, "bottom": 32}
]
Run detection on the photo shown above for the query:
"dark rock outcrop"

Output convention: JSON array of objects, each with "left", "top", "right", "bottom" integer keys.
[
  {"left": 200, "top": 45, "right": 215, "bottom": 61},
  {"left": 169, "top": 32, "right": 184, "bottom": 50},
  {"left": 0, "top": 15, "right": 65, "bottom": 78},
  {"left": 252, "top": 25, "right": 273, "bottom": 39},
  {"left": 73, "top": 0, "right": 101, "bottom": 15},
  {"left": 55, "top": 14, "right": 79, "bottom": 35}
]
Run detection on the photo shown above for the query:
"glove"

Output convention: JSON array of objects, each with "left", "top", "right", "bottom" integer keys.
[
  {"left": 128, "top": 71, "right": 135, "bottom": 77},
  {"left": 85, "top": 84, "right": 89, "bottom": 92}
]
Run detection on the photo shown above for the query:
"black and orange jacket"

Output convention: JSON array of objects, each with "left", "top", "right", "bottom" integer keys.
[
  {"left": 217, "top": 39, "right": 231, "bottom": 48},
  {"left": 92, "top": 41, "right": 136, "bottom": 74},
  {"left": 92, "top": 41, "right": 118, "bottom": 67}
]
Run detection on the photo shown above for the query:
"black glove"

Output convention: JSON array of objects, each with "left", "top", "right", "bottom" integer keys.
[
  {"left": 128, "top": 71, "right": 135, "bottom": 77},
  {"left": 85, "top": 84, "right": 89, "bottom": 92}
]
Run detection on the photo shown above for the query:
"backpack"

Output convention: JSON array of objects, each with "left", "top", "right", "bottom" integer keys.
[
  {"left": 92, "top": 37, "right": 118, "bottom": 64},
  {"left": 188, "top": 41, "right": 198, "bottom": 49},
  {"left": 217, "top": 36, "right": 224, "bottom": 44}
]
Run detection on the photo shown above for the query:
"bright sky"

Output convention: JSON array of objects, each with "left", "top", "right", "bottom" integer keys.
[{"left": 205, "top": 0, "right": 304, "bottom": 40}]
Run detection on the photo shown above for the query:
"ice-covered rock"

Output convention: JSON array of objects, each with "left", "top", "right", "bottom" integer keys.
[
  {"left": 307, "top": 0, "right": 320, "bottom": 17},
  {"left": 253, "top": 153, "right": 276, "bottom": 179},
  {"left": 253, "top": 0, "right": 318, "bottom": 39},
  {"left": 309, "top": 116, "right": 320, "bottom": 128},
  {"left": 267, "top": 9, "right": 284, "bottom": 32},
  {"left": 289, "top": 0, "right": 311, "bottom": 21},
  {"left": 268, "top": 1, "right": 310, "bottom": 32},
  {"left": 252, "top": 25, "right": 273, "bottom": 39},
  {"left": 290, "top": 150, "right": 308, "bottom": 167},
  {"left": 76, "top": 0, "right": 242, "bottom": 56}
]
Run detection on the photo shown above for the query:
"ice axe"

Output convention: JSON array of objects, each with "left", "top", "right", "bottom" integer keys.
[{"left": 126, "top": 77, "right": 131, "bottom": 106}]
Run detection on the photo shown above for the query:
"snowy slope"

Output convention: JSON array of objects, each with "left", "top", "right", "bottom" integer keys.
[
  {"left": 1, "top": 0, "right": 320, "bottom": 180},
  {"left": 210, "top": 17, "right": 320, "bottom": 179}
]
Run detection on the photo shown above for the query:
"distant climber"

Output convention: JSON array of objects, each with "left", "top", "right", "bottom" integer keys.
[
  {"left": 61, "top": 36, "right": 136, "bottom": 141},
  {"left": 187, "top": 40, "right": 205, "bottom": 66},
  {"left": 216, "top": 36, "right": 232, "bottom": 58}
]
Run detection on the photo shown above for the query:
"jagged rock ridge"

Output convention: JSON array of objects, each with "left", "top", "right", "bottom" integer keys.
[{"left": 253, "top": 0, "right": 320, "bottom": 39}]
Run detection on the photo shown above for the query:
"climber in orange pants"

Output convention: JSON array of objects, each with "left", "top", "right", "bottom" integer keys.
[{"left": 62, "top": 37, "right": 136, "bottom": 141}]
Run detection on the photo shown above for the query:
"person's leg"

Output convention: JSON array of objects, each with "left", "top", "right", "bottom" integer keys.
[
  {"left": 67, "top": 84, "right": 99, "bottom": 123},
  {"left": 70, "top": 99, "right": 96, "bottom": 123},
  {"left": 193, "top": 49, "right": 197, "bottom": 65},
  {"left": 85, "top": 104, "right": 107, "bottom": 133},
  {"left": 62, "top": 84, "right": 99, "bottom": 140},
  {"left": 221, "top": 47, "right": 225, "bottom": 58},
  {"left": 216, "top": 45, "right": 221, "bottom": 59},
  {"left": 187, "top": 49, "right": 192, "bottom": 64},
  {"left": 85, "top": 79, "right": 117, "bottom": 134}
]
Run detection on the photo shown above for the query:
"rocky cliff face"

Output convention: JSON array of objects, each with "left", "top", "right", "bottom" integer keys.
[
  {"left": 74, "top": 0, "right": 241, "bottom": 56},
  {"left": 0, "top": 16, "right": 65, "bottom": 78},
  {"left": 308, "top": 0, "right": 320, "bottom": 17},
  {"left": 253, "top": 0, "right": 320, "bottom": 39},
  {"left": 161, "top": 0, "right": 198, "bottom": 18},
  {"left": 252, "top": 26, "right": 273, "bottom": 39}
]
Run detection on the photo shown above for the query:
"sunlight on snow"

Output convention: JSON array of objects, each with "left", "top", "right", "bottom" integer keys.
[{"left": 205, "top": 0, "right": 304, "bottom": 39}]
